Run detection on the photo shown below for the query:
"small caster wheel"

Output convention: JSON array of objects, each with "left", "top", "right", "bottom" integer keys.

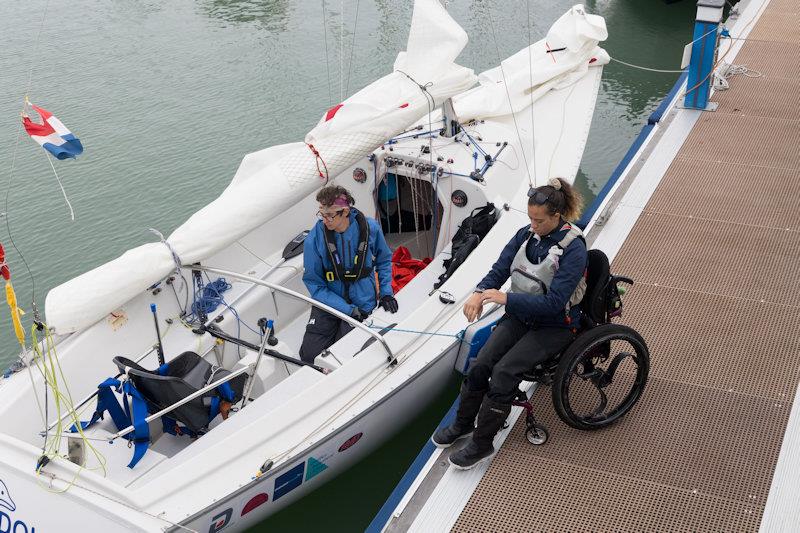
[
  {"left": 502, "top": 421, "right": 510, "bottom": 430},
  {"left": 526, "top": 425, "right": 548, "bottom": 445}
]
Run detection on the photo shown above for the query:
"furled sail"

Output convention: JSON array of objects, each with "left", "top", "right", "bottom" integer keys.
[
  {"left": 45, "top": 0, "right": 477, "bottom": 334},
  {"left": 454, "top": 4, "right": 609, "bottom": 120}
]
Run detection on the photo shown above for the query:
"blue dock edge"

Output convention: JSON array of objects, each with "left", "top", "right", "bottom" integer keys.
[{"left": 367, "top": 69, "right": 688, "bottom": 533}]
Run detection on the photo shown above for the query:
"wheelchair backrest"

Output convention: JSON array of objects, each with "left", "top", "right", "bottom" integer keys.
[{"left": 581, "top": 249, "right": 628, "bottom": 326}]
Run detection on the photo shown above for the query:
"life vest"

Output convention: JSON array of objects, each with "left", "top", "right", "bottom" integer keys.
[
  {"left": 509, "top": 223, "right": 586, "bottom": 309},
  {"left": 323, "top": 209, "right": 373, "bottom": 284}
]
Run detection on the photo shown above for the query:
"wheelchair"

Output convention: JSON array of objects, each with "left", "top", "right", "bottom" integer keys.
[{"left": 512, "top": 249, "right": 650, "bottom": 445}]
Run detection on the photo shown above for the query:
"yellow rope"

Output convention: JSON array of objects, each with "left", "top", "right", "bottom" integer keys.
[{"left": 30, "top": 324, "right": 108, "bottom": 493}]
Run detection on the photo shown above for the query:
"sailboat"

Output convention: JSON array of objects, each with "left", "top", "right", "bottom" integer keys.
[{"left": 0, "top": 2, "right": 608, "bottom": 531}]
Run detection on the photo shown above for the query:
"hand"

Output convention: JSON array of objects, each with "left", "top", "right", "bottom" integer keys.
[
  {"left": 463, "top": 292, "right": 484, "bottom": 323},
  {"left": 350, "top": 307, "right": 367, "bottom": 322},
  {"left": 481, "top": 289, "right": 507, "bottom": 306},
  {"left": 380, "top": 295, "right": 399, "bottom": 313}
]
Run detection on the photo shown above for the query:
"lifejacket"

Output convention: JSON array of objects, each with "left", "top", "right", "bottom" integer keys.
[
  {"left": 323, "top": 209, "right": 373, "bottom": 284},
  {"left": 509, "top": 223, "right": 587, "bottom": 310}
]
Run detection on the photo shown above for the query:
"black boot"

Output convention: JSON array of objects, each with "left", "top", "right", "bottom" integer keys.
[
  {"left": 431, "top": 384, "right": 486, "bottom": 448},
  {"left": 449, "top": 398, "right": 511, "bottom": 470}
]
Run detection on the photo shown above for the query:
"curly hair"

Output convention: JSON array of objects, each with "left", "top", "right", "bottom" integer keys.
[
  {"left": 528, "top": 177, "right": 583, "bottom": 221},
  {"left": 316, "top": 185, "right": 355, "bottom": 207}
]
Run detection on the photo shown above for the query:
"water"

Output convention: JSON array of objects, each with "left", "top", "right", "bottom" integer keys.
[{"left": 0, "top": 0, "right": 697, "bottom": 530}]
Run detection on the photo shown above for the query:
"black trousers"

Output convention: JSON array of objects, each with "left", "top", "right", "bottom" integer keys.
[
  {"left": 466, "top": 314, "right": 576, "bottom": 404},
  {"left": 299, "top": 307, "right": 355, "bottom": 364}
]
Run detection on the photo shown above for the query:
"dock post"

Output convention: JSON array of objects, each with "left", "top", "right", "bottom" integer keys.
[{"left": 684, "top": 0, "right": 725, "bottom": 110}]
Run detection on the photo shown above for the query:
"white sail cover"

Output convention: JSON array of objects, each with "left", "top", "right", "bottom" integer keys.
[
  {"left": 454, "top": 4, "right": 609, "bottom": 120},
  {"left": 45, "top": 0, "right": 476, "bottom": 334}
]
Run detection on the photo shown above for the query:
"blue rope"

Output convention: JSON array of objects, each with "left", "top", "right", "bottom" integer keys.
[
  {"left": 191, "top": 277, "right": 232, "bottom": 317},
  {"left": 186, "top": 275, "right": 262, "bottom": 338},
  {"left": 461, "top": 130, "right": 487, "bottom": 157},
  {"left": 367, "top": 324, "right": 477, "bottom": 345}
]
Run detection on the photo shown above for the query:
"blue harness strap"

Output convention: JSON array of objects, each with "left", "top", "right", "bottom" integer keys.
[
  {"left": 72, "top": 378, "right": 151, "bottom": 469},
  {"left": 121, "top": 380, "right": 150, "bottom": 468}
]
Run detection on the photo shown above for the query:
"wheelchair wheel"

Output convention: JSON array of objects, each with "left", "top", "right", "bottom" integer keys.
[
  {"left": 526, "top": 424, "right": 548, "bottom": 445},
  {"left": 552, "top": 323, "right": 649, "bottom": 431}
]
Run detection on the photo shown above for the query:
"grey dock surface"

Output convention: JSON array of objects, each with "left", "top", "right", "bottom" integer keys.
[{"left": 377, "top": 0, "right": 800, "bottom": 530}]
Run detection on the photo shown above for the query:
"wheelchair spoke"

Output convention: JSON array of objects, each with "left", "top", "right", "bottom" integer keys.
[{"left": 552, "top": 324, "right": 650, "bottom": 431}]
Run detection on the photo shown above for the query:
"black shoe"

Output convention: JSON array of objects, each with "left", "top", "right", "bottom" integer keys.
[
  {"left": 431, "top": 384, "right": 485, "bottom": 448},
  {"left": 432, "top": 423, "right": 474, "bottom": 448},
  {"left": 448, "top": 398, "right": 511, "bottom": 470},
  {"left": 448, "top": 439, "right": 495, "bottom": 469}
]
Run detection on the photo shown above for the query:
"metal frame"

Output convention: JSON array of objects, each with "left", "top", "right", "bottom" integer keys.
[
  {"left": 195, "top": 265, "right": 396, "bottom": 364},
  {"left": 43, "top": 343, "right": 215, "bottom": 434},
  {"left": 112, "top": 365, "right": 252, "bottom": 440}
]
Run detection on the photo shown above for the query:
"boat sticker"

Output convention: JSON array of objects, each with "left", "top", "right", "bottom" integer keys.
[
  {"left": 208, "top": 508, "right": 233, "bottom": 533},
  {"left": 305, "top": 457, "right": 328, "bottom": 481},
  {"left": 273, "top": 462, "right": 305, "bottom": 501},
  {"left": 0, "top": 480, "right": 14, "bottom": 512},
  {"left": 241, "top": 493, "right": 269, "bottom": 517},
  {"left": 338, "top": 432, "right": 363, "bottom": 452}
]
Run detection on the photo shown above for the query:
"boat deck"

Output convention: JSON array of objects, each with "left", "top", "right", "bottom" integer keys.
[{"left": 373, "top": 0, "right": 800, "bottom": 530}]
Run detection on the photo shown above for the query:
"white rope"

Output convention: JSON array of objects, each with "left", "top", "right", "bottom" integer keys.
[
  {"left": 148, "top": 228, "right": 182, "bottom": 275},
  {"left": 609, "top": 56, "right": 686, "bottom": 73},
  {"left": 713, "top": 62, "right": 762, "bottom": 91},
  {"left": 43, "top": 151, "right": 75, "bottom": 221},
  {"left": 608, "top": 25, "right": 719, "bottom": 74}
]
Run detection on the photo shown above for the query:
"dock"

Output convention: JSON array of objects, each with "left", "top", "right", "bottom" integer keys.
[{"left": 370, "top": 0, "right": 800, "bottom": 530}]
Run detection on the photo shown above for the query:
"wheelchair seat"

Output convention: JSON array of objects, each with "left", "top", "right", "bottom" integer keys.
[
  {"left": 520, "top": 248, "right": 618, "bottom": 382},
  {"left": 113, "top": 352, "right": 246, "bottom": 434}
]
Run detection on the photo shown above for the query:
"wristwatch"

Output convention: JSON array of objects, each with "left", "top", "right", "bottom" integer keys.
[{"left": 473, "top": 288, "right": 485, "bottom": 294}]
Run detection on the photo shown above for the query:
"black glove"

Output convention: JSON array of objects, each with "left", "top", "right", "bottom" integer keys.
[
  {"left": 379, "top": 295, "right": 399, "bottom": 313},
  {"left": 350, "top": 307, "right": 368, "bottom": 322}
]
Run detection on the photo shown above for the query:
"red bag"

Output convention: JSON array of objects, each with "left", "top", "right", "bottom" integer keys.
[{"left": 391, "top": 246, "right": 431, "bottom": 293}]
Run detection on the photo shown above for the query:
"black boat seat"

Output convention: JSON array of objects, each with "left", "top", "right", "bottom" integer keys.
[{"left": 113, "top": 351, "right": 246, "bottom": 434}]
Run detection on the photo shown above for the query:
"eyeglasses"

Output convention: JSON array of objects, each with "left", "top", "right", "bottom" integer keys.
[
  {"left": 527, "top": 187, "right": 552, "bottom": 205},
  {"left": 317, "top": 209, "right": 345, "bottom": 221}
]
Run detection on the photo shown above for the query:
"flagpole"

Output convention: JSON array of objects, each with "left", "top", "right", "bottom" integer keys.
[{"left": 43, "top": 152, "right": 75, "bottom": 221}]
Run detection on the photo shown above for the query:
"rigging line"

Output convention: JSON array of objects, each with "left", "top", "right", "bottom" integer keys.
[
  {"left": 486, "top": 4, "right": 534, "bottom": 188},
  {"left": 4, "top": 0, "right": 51, "bottom": 311},
  {"left": 321, "top": 0, "right": 332, "bottom": 108},
  {"left": 344, "top": 0, "right": 361, "bottom": 96},
  {"left": 43, "top": 151, "right": 75, "bottom": 221},
  {"left": 526, "top": 0, "right": 537, "bottom": 185},
  {"left": 547, "top": 82, "right": 577, "bottom": 180},
  {"left": 340, "top": 0, "right": 344, "bottom": 101}
]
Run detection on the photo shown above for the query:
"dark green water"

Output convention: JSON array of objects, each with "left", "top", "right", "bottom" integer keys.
[{"left": 0, "top": 0, "right": 697, "bottom": 530}]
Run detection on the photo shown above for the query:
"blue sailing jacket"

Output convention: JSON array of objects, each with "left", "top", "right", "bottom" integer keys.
[
  {"left": 476, "top": 222, "right": 587, "bottom": 328},
  {"left": 303, "top": 208, "right": 394, "bottom": 316}
]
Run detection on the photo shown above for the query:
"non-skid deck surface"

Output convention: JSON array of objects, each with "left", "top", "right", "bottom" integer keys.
[{"left": 453, "top": 2, "right": 800, "bottom": 531}]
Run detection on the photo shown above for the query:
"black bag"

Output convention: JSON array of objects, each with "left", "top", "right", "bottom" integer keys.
[
  {"left": 434, "top": 203, "right": 497, "bottom": 289},
  {"left": 452, "top": 203, "right": 497, "bottom": 243}
]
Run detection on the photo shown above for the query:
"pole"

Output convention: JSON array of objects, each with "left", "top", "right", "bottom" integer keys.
[
  {"left": 241, "top": 320, "right": 272, "bottom": 409},
  {"left": 150, "top": 303, "right": 166, "bottom": 366},
  {"left": 684, "top": 0, "right": 725, "bottom": 110}
]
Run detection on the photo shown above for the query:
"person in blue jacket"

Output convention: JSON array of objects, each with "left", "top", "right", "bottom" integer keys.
[
  {"left": 433, "top": 177, "right": 588, "bottom": 469},
  {"left": 299, "top": 185, "right": 398, "bottom": 363}
]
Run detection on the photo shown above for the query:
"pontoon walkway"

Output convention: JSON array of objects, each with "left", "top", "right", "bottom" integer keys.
[{"left": 371, "top": 0, "right": 800, "bottom": 530}]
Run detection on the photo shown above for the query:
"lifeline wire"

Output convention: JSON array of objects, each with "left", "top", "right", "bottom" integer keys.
[
  {"left": 321, "top": 0, "right": 332, "bottom": 108},
  {"left": 486, "top": 4, "right": 534, "bottom": 188},
  {"left": 4, "top": 0, "right": 52, "bottom": 311},
  {"left": 526, "top": 0, "right": 538, "bottom": 185},
  {"left": 344, "top": 0, "right": 361, "bottom": 96}
]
